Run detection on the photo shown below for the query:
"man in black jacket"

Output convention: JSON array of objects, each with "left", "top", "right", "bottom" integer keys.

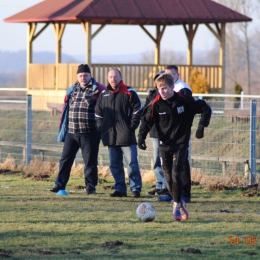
[
  {"left": 95, "top": 68, "right": 143, "bottom": 198},
  {"left": 138, "top": 73, "right": 211, "bottom": 221}
]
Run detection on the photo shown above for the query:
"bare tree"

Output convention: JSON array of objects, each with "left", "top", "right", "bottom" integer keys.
[
  {"left": 139, "top": 49, "right": 185, "bottom": 64},
  {"left": 215, "top": 0, "right": 258, "bottom": 94},
  {"left": 235, "top": 0, "right": 256, "bottom": 94}
]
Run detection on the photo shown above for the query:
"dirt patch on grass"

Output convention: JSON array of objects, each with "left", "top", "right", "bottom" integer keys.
[
  {"left": 0, "top": 248, "right": 81, "bottom": 256},
  {"left": 191, "top": 181, "right": 200, "bottom": 186},
  {"left": 74, "top": 185, "right": 85, "bottom": 190},
  {"left": 240, "top": 184, "right": 260, "bottom": 197},
  {"left": 207, "top": 184, "right": 230, "bottom": 191},
  {"left": 98, "top": 178, "right": 108, "bottom": 184},
  {"left": 101, "top": 241, "right": 123, "bottom": 249},
  {"left": 22, "top": 173, "right": 50, "bottom": 181},
  {"left": 0, "top": 169, "right": 18, "bottom": 174},
  {"left": 181, "top": 247, "right": 202, "bottom": 254},
  {"left": 102, "top": 185, "right": 114, "bottom": 190},
  {"left": 0, "top": 248, "right": 12, "bottom": 257}
]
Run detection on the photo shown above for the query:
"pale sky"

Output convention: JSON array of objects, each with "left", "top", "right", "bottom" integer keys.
[{"left": 0, "top": 0, "right": 258, "bottom": 57}]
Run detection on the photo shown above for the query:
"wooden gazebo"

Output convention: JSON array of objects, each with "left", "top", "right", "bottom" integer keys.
[{"left": 4, "top": 0, "right": 252, "bottom": 109}]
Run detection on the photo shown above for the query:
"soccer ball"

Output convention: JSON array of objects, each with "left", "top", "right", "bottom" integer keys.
[{"left": 136, "top": 202, "right": 156, "bottom": 222}]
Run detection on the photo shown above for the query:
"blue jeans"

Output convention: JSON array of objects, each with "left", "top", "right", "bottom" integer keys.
[
  {"left": 108, "top": 145, "right": 142, "bottom": 195},
  {"left": 55, "top": 131, "right": 100, "bottom": 191},
  {"left": 151, "top": 138, "right": 167, "bottom": 189}
]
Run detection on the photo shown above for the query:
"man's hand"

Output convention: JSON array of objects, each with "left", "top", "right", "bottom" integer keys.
[
  {"left": 138, "top": 138, "right": 147, "bottom": 150},
  {"left": 196, "top": 125, "right": 204, "bottom": 139}
]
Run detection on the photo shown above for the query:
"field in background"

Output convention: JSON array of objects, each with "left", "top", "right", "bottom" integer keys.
[{"left": 0, "top": 170, "right": 259, "bottom": 260}]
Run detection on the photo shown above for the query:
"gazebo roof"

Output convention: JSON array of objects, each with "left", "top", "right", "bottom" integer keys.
[{"left": 4, "top": 0, "right": 252, "bottom": 24}]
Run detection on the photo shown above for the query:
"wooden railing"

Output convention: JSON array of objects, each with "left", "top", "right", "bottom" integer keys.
[{"left": 28, "top": 63, "right": 222, "bottom": 92}]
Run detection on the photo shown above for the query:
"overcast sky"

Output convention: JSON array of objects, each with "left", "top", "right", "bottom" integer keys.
[{"left": 0, "top": 0, "right": 258, "bottom": 57}]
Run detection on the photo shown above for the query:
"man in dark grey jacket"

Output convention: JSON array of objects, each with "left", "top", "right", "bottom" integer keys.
[{"left": 95, "top": 68, "right": 143, "bottom": 198}]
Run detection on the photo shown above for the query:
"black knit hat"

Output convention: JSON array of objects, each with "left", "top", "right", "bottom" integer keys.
[
  {"left": 154, "top": 70, "right": 165, "bottom": 81},
  {"left": 77, "top": 64, "right": 91, "bottom": 74}
]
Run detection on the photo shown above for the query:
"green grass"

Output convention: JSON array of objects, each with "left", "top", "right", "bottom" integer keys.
[{"left": 0, "top": 172, "right": 259, "bottom": 259}]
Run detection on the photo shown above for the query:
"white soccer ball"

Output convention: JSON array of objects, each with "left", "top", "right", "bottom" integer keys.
[{"left": 136, "top": 202, "right": 156, "bottom": 222}]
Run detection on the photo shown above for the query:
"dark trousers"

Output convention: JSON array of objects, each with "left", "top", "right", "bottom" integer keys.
[
  {"left": 55, "top": 131, "right": 100, "bottom": 191},
  {"left": 159, "top": 148, "right": 187, "bottom": 203},
  {"left": 181, "top": 149, "right": 191, "bottom": 199}
]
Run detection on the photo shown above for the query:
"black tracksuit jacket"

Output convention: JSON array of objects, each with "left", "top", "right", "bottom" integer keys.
[{"left": 138, "top": 92, "right": 211, "bottom": 151}]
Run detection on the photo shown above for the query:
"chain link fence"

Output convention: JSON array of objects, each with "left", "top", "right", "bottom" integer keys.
[{"left": 0, "top": 90, "right": 259, "bottom": 184}]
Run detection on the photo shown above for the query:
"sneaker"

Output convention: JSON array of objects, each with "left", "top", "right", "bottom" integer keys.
[
  {"left": 146, "top": 188, "right": 161, "bottom": 195},
  {"left": 110, "top": 191, "right": 126, "bottom": 197},
  {"left": 181, "top": 196, "right": 191, "bottom": 203},
  {"left": 131, "top": 191, "right": 140, "bottom": 198},
  {"left": 173, "top": 202, "right": 182, "bottom": 221},
  {"left": 155, "top": 189, "right": 169, "bottom": 195},
  {"left": 180, "top": 200, "right": 189, "bottom": 220},
  {"left": 86, "top": 189, "right": 96, "bottom": 195},
  {"left": 50, "top": 186, "right": 62, "bottom": 193},
  {"left": 157, "top": 195, "right": 173, "bottom": 202}
]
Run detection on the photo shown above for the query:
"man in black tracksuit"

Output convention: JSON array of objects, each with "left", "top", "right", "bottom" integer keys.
[
  {"left": 138, "top": 73, "right": 211, "bottom": 221},
  {"left": 144, "top": 82, "right": 168, "bottom": 196}
]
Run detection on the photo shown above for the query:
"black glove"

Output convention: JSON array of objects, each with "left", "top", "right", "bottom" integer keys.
[
  {"left": 138, "top": 138, "right": 147, "bottom": 150},
  {"left": 196, "top": 125, "right": 204, "bottom": 139}
]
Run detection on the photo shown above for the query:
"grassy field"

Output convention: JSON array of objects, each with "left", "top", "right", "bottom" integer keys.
[{"left": 0, "top": 170, "right": 259, "bottom": 260}]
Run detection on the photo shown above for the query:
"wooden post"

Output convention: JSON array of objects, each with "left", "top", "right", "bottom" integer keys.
[
  {"left": 183, "top": 23, "right": 198, "bottom": 66},
  {"left": 26, "top": 22, "right": 49, "bottom": 90},
  {"left": 150, "top": 157, "right": 154, "bottom": 170},
  {"left": 26, "top": 95, "right": 32, "bottom": 165},
  {"left": 219, "top": 23, "right": 226, "bottom": 94},
  {"left": 27, "top": 23, "right": 36, "bottom": 89},
  {"left": 40, "top": 151, "right": 45, "bottom": 161},
  {"left": 23, "top": 147, "right": 26, "bottom": 164},
  {"left": 221, "top": 161, "right": 226, "bottom": 176},
  {"left": 187, "top": 24, "right": 193, "bottom": 65},
  {"left": 52, "top": 23, "right": 66, "bottom": 64},
  {"left": 154, "top": 25, "right": 160, "bottom": 65},
  {"left": 138, "top": 24, "right": 165, "bottom": 66},
  {"left": 205, "top": 22, "right": 226, "bottom": 93},
  {"left": 99, "top": 154, "right": 103, "bottom": 167},
  {"left": 81, "top": 21, "right": 92, "bottom": 65}
]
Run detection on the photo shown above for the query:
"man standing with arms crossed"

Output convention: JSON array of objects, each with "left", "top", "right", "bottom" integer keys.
[{"left": 138, "top": 73, "right": 211, "bottom": 221}]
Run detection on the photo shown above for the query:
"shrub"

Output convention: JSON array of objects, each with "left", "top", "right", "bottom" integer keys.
[
  {"left": 233, "top": 82, "right": 243, "bottom": 108},
  {"left": 188, "top": 70, "right": 210, "bottom": 93}
]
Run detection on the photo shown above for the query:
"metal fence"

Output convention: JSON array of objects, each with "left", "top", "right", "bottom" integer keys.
[{"left": 0, "top": 89, "right": 259, "bottom": 185}]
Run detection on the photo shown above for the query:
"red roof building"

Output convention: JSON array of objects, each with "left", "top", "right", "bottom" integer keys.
[{"left": 4, "top": 0, "right": 252, "bottom": 96}]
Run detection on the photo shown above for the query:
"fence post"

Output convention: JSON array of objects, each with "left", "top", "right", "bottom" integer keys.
[
  {"left": 240, "top": 91, "right": 244, "bottom": 110},
  {"left": 249, "top": 100, "right": 257, "bottom": 186},
  {"left": 26, "top": 95, "right": 32, "bottom": 165}
]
